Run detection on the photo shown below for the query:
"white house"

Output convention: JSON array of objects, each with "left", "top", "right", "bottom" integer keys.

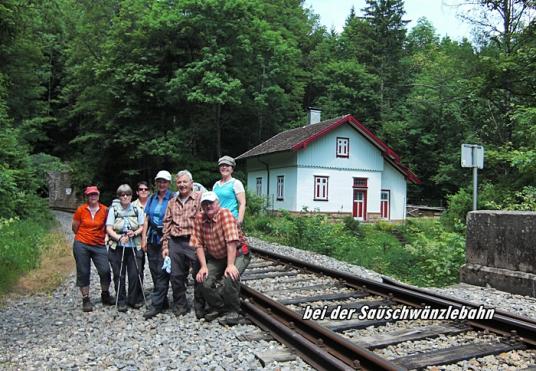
[{"left": 236, "top": 113, "right": 420, "bottom": 221}]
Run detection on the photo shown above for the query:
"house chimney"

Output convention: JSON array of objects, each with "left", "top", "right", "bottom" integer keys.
[{"left": 307, "top": 107, "right": 321, "bottom": 125}]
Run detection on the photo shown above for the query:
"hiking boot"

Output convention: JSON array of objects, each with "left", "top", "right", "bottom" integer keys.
[
  {"left": 204, "top": 308, "right": 224, "bottom": 322},
  {"left": 221, "top": 311, "right": 241, "bottom": 326},
  {"left": 195, "top": 306, "right": 206, "bottom": 320},
  {"left": 143, "top": 306, "right": 161, "bottom": 319},
  {"left": 82, "top": 297, "right": 93, "bottom": 312},
  {"left": 117, "top": 303, "right": 128, "bottom": 312},
  {"left": 101, "top": 291, "right": 114, "bottom": 306},
  {"left": 172, "top": 305, "right": 190, "bottom": 317},
  {"left": 129, "top": 302, "right": 144, "bottom": 309},
  {"left": 162, "top": 298, "right": 170, "bottom": 310}
]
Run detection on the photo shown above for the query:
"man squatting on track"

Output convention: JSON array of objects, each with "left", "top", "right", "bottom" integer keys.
[{"left": 193, "top": 191, "right": 251, "bottom": 324}]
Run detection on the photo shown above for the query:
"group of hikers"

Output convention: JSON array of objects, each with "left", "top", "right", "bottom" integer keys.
[{"left": 71, "top": 156, "right": 250, "bottom": 324}]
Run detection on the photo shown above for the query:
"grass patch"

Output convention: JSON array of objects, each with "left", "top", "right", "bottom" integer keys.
[
  {"left": 0, "top": 211, "right": 63, "bottom": 295},
  {"left": 12, "top": 229, "right": 73, "bottom": 295},
  {"left": 246, "top": 214, "right": 465, "bottom": 287}
]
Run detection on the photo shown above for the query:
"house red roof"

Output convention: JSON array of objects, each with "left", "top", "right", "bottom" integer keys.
[{"left": 236, "top": 114, "right": 421, "bottom": 184}]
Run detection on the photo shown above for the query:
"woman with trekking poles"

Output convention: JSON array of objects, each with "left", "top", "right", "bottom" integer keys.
[
  {"left": 106, "top": 184, "right": 145, "bottom": 312},
  {"left": 72, "top": 186, "right": 114, "bottom": 312}
]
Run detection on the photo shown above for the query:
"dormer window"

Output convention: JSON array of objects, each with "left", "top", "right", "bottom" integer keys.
[{"left": 336, "top": 137, "right": 349, "bottom": 158}]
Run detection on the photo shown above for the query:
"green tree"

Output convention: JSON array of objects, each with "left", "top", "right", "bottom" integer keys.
[
  {"left": 360, "top": 0, "right": 409, "bottom": 118},
  {"left": 312, "top": 60, "right": 380, "bottom": 123}
]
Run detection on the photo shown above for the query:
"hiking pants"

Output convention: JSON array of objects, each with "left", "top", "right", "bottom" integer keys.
[
  {"left": 73, "top": 240, "right": 111, "bottom": 288},
  {"left": 200, "top": 253, "right": 251, "bottom": 313},
  {"left": 108, "top": 246, "right": 144, "bottom": 306},
  {"left": 147, "top": 243, "right": 169, "bottom": 309},
  {"left": 169, "top": 236, "right": 204, "bottom": 311}
]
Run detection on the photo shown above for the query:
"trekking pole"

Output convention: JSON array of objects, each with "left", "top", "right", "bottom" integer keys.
[
  {"left": 129, "top": 236, "right": 148, "bottom": 307},
  {"left": 115, "top": 236, "right": 126, "bottom": 308}
]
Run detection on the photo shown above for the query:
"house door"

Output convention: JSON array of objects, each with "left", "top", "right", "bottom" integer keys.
[
  {"left": 353, "top": 189, "right": 367, "bottom": 220},
  {"left": 381, "top": 190, "right": 390, "bottom": 219}
]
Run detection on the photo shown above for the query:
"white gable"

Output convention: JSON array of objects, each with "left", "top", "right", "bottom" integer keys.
[{"left": 297, "top": 124, "right": 384, "bottom": 171}]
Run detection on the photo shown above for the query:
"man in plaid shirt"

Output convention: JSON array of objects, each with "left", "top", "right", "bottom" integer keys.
[
  {"left": 144, "top": 170, "right": 204, "bottom": 319},
  {"left": 192, "top": 191, "right": 251, "bottom": 323}
]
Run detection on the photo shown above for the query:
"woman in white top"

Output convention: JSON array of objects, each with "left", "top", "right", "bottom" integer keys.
[{"left": 212, "top": 155, "right": 246, "bottom": 226}]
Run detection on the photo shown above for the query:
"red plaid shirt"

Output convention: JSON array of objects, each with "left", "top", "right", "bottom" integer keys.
[
  {"left": 162, "top": 191, "right": 201, "bottom": 249},
  {"left": 190, "top": 208, "right": 239, "bottom": 259}
]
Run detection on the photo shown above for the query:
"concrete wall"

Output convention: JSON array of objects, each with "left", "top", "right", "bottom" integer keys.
[{"left": 460, "top": 211, "right": 536, "bottom": 297}]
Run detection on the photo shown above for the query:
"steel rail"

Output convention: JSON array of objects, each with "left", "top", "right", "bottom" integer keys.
[
  {"left": 243, "top": 300, "right": 355, "bottom": 371},
  {"left": 382, "top": 276, "right": 536, "bottom": 326},
  {"left": 249, "top": 246, "right": 536, "bottom": 347},
  {"left": 241, "top": 285, "right": 406, "bottom": 371}
]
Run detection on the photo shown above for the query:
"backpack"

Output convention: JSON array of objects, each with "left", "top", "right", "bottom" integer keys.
[{"left": 107, "top": 201, "right": 141, "bottom": 250}]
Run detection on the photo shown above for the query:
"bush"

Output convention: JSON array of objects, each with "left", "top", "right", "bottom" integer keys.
[
  {"left": 247, "top": 213, "right": 466, "bottom": 287},
  {"left": 342, "top": 216, "right": 362, "bottom": 237},
  {"left": 245, "top": 189, "right": 266, "bottom": 217},
  {"left": 441, "top": 188, "right": 471, "bottom": 232}
]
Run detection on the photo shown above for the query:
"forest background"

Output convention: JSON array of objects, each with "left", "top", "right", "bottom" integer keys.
[{"left": 1, "top": 0, "right": 536, "bottom": 217}]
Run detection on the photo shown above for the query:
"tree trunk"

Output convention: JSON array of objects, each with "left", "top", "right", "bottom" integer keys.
[{"left": 216, "top": 103, "right": 222, "bottom": 158}]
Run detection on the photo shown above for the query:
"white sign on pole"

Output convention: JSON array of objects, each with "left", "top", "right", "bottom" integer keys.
[
  {"left": 461, "top": 144, "right": 484, "bottom": 169},
  {"left": 461, "top": 144, "right": 484, "bottom": 211}
]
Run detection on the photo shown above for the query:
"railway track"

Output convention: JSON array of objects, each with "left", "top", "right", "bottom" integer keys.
[{"left": 240, "top": 245, "right": 536, "bottom": 370}]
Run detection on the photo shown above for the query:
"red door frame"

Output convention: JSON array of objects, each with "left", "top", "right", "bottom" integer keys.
[
  {"left": 380, "top": 190, "right": 390, "bottom": 220},
  {"left": 352, "top": 188, "right": 367, "bottom": 220},
  {"left": 352, "top": 177, "right": 368, "bottom": 220}
]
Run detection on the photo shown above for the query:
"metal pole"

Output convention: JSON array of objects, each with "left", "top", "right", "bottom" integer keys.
[
  {"left": 473, "top": 166, "right": 478, "bottom": 211},
  {"left": 471, "top": 145, "right": 478, "bottom": 211}
]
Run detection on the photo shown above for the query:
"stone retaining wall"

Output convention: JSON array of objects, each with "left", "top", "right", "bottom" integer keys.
[{"left": 460, "top": 211, "right": 536, "bottom": 297}]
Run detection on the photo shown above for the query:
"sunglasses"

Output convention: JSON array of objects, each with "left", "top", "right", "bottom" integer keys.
[
  {"left": 119, "top": 193, "right": 132, "bottom": 197},
  {"left": 138, "top": 188, "right": 149, "bottom": 191}
]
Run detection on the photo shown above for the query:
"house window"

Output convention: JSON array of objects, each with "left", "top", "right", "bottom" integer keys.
[
  {"left": 353, "top": 177, "right": 368, "bottom": 188},
  {"left": 256, "top": 177, "right": 262, "bottom": 196},
  {"left": 336, "top": 137, "right": 349, "bottom": 158},
  {"left": 314, "top": 176, "right": 329, "bottom": 201},
  {"left": 276, "top": 176, "right": 284, "bottom": 201}
]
